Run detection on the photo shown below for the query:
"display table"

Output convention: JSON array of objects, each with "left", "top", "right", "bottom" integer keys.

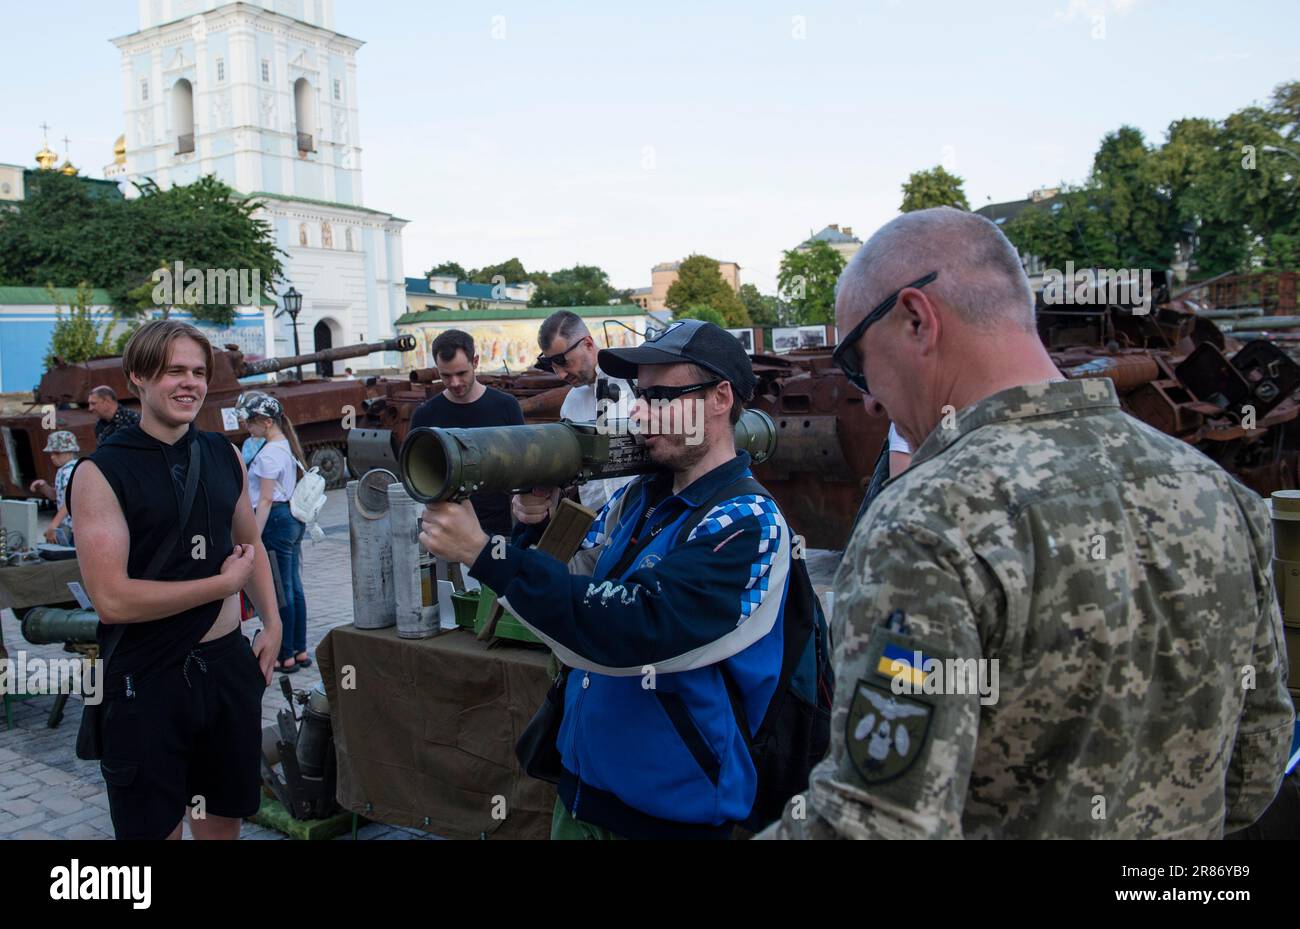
[
  {"left": 0, "top": 558, "right": 84, "bottom": 729},
  {"left": 317, "top": 624, "right": 556, "bottom": 840},
  {"left": 0, "top": 558, "right": 83, "bottom": 612}
]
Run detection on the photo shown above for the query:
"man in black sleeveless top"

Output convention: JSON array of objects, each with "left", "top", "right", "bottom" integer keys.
[{"left": 69, "top": 320, "right": 283, "bottom": 840}]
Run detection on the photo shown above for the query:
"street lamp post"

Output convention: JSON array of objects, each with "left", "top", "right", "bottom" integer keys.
[{"left": 281, "top": 286, "right": 304, "bottom": 381}]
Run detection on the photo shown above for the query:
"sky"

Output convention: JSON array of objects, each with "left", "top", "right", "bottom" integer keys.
[{"left": 2, "top": 0, "right": 1298, "bottom": 294}]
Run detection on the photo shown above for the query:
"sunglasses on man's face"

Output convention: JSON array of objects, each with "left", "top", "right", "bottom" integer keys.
[
  {"left": 831, "top": 271, "right": 939, "bottom": 394},
  {"left": 629, "top": 380, "right": 720, "bottom": 403},
  {"left": 536, "top": 337, "right": 588, "bottom": 373}
]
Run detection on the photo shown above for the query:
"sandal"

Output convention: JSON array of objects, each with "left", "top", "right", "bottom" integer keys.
[
  {"left": 275, "top": 659, "right": 299, "bottom": 674},
  {"left": 294, "top": 653, "right": 312, "bottom": 668}
]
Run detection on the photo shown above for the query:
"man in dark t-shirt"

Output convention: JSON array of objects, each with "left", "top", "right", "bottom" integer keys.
[{"left": 409, "top": 329, "right": 524, "bottom": 538}]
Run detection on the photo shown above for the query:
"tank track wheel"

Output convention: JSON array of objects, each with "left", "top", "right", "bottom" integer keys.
[{"left": 307, "top": 442, "right": 348, "bottom": 490}]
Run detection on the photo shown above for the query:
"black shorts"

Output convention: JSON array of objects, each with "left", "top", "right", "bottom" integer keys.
[{"left": 100, "top": 628, "right": 267, "bottom": 840}]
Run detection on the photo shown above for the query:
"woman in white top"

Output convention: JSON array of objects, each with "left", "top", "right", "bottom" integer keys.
[{"left": 236, "top": 392, "right": 311, "bottom": 674}]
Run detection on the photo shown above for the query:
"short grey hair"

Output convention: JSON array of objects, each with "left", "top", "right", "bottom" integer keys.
[
  {"left": 838, "top": 207, "right": 1036, "bottom": 332},
  {"left": 89, "top": 385, "right": 117, "bottom": 402},
  {"left": 538, "top": 311, "right": 589, "bottom": 350}
]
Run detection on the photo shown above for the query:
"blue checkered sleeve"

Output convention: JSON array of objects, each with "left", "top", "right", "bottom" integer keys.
[{"left": 686, "top": 494, "right": 784, "bottom": 625}]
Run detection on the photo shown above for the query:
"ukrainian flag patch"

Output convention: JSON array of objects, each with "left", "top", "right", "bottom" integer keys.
[{"left": 876, "top": 643, "right": 931, "bottom": 687}]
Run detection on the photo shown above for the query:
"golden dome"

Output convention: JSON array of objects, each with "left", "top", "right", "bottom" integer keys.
[
  {"left": 113, "top": 134, "right": 126, "bottom": 165},
  {"left": 35, "top": 144, "right": 58, "bottom": 170},
  {"left": 60, "top": 160, "right": 78, "bottom": 176}
]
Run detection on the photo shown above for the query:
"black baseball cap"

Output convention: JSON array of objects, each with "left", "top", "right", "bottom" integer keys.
[{"left": 599, "top": 319, "right": 757, "bottom": 401}]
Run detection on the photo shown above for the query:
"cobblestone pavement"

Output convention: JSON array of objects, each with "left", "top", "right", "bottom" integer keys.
[{"left": 1, "top": 486, "right": 842, "bottom": 840}]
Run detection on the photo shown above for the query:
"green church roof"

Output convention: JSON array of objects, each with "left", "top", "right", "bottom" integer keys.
[{"left": 396, "top": 304, "right": 645, "bottom": 325}]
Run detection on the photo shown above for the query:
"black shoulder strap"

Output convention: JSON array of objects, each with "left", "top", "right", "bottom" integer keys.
[
  {"left": 851, "top": 436, "right": 892, "bottom": 536},
  {"left": 98, "top": 433, "right": 202, "bottom": 668}
]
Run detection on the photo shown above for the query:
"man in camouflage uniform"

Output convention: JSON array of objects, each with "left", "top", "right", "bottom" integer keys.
[{"left": 761, "top": 207, "right": 1294, "bottom": 839}]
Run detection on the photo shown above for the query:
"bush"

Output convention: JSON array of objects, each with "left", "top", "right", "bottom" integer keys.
[{"left": 44, "top": 283, "right": 116, "bottom": 366}]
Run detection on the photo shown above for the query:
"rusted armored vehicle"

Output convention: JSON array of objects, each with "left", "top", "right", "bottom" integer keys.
[
  {"left": 346, "top": 349, "right": 882, "bottom": 551},
  {"left": 352, "top": 295, "right": 1300, "bottom": 553},
  {"left": 0, "top": 335, "right": 415, "bottom": 496},
  {"left": 744, "top": 350, "right": 888, "bottom": 549},
  {"left": 1042, "top": 298, "right": 1300, "bottom": 498}
]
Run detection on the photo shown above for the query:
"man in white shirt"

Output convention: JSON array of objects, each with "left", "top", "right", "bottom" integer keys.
[
  {"left": 887, "top": 423, "right": 912, "bottom": 477},
  {"left": 537, "top": 311, "right": 635, "bottom": 511}
]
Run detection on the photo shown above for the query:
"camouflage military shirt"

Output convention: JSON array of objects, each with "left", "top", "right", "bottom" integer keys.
[{"left": 761, "top": 379, "right": 1294, "bottom": 839}]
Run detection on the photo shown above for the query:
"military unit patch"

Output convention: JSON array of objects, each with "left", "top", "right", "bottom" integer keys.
[{"left": 846, "top": 680, "right": 932, "bottom": 784}]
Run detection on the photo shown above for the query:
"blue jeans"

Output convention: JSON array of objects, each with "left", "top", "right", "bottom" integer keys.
[{"left": 262, "top": 503, "right": 307, "bottom": 662}]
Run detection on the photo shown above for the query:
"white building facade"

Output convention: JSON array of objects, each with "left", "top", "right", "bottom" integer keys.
[{"left": 111, "top": 0, "right": 407, "bottom": 369}]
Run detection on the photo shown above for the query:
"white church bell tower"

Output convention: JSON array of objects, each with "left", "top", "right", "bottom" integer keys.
[{"left": 111, "top": 0, "right": 407, "bottom": 370}]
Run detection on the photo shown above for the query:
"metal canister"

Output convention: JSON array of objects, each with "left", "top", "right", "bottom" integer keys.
[
  {"left": 1268, "top": 491, "right": 1300, "bottom": 706},
  {"left": 388, "top": 483, "right": 436, "bottom": 639},
  {"left": 346, "top": 471, "right": 396, "bottom": 630},
  {"left": 295, "top": 682, "right": 333, "bottom": 780}
]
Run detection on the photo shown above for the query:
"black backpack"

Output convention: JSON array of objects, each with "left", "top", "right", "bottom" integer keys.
[{"left": 677, "top": 476, "right": 835, "bottom": 832}]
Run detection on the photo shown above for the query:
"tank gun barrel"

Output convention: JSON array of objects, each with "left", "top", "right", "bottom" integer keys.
[{"left": 239, "top": 335, "right": 416, "bottom": 377}]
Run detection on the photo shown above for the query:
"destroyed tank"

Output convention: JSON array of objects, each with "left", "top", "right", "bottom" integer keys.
[
  {"left": 345, "top": 348, "right": 884, "bottom": 551},
  {"left": 354, "top": 279, "right": 1300, "bottom": 553},
  {"left": 749, "top": 289, "right": 1300, "bottom": 549},
  {"left": 0, "top": 335, "right": 416, "bottom": 497}
]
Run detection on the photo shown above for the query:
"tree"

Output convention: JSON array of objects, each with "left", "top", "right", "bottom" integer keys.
[
  {"left": 0, "top": 173, "right": 283, "bottom": 326},
  {"left": 1153, "top": 117, "right": 1250, "bottom": 275},
  {"left": 426, "top": 261, "right": 467, "bottom": 279},
  {"left": 530, "top": 264, "right": 622, "bottom": 307},
  {"left": 44, "top": 283, "right": 116, "bottom": 366},
  {"left": 900, "top": 166, "right": 970, "bottom": 212},
  {"left": 777, "top": 240, "right": 845, "bottom": 325},
  {"left": 674, "top": 305, "right": 725, "bottom": 327},
  {"left": 1088, "top": 126, "right": 1177, "bottom": 268},
  {"left": 470, "top": 258, "right": 530, "bottom": 285},
  {"left": 739, "top": 283, "right": 785, "bottom": 327},
  {"left": 1003, "top": 183, "right": 1123, "bottom": 270},
  {"left": 664, "top": 255, "right": 749, "bottom": 326},
  {"left": 122, "top": 177, "right": 282, "bottom": 324},
  {"left": 1005, "top": 86, "right": 1300, "bottom": 277}
]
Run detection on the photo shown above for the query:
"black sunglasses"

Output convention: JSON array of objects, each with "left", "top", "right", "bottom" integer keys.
[
  {"left": 629, "top": 380, "right": 721, "bottom": 402},
  {"left": 536, "top": 337, "right": 588, "bottom": 373},
  {"left": 831, "top": 271, "right": 939, "bottom": 394}
]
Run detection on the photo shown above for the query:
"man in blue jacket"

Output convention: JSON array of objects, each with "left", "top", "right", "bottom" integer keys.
[{"left": 418, "top": 320, "right": 793, "bottom": 839}]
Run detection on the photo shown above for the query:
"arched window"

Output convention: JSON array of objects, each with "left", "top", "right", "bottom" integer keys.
[
  {"left": 294, "top": 78, "right": 316, "bottom": 153},
  {"left": 321, "top": 221, "right": 333, "bottom": 249},
  {"left": 345, "top": 227, "right": 353, "bottom": 251},
  {"left": 173, "top": 78, "right": 195, "bottom": 154}
]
